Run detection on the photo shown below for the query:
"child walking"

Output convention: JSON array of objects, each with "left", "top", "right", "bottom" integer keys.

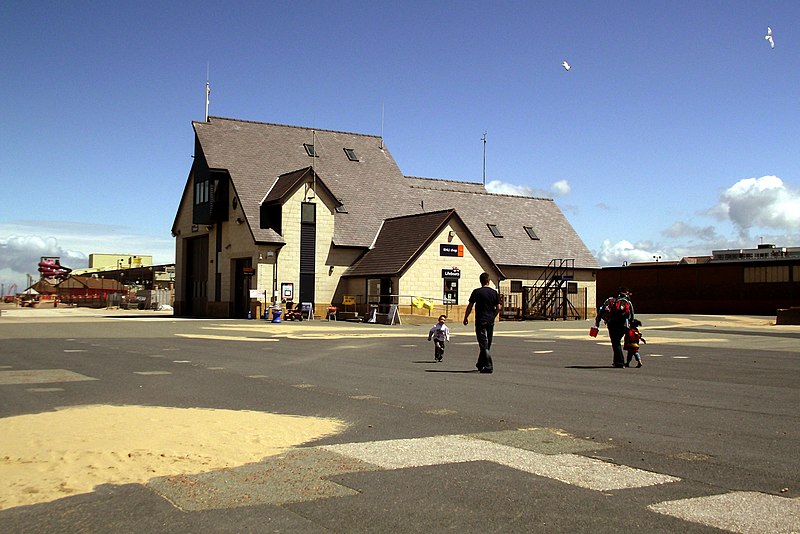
[
  {"left": 624, "top": 319, "right": 646, "bottom": 368},
  {"left": 428, "top": 314, "right": 450, "bottom": 362}
]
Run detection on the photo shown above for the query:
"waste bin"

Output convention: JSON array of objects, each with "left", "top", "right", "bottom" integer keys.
[{"left": 271, "top": 308, "right": 282, "bottom": 323}]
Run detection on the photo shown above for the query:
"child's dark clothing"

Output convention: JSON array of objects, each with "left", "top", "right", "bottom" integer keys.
[{"left": 428, "top": 322, "right": 450, "bottom": 362}]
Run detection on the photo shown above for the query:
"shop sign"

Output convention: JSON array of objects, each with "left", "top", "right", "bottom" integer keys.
[
  {"left": 440, "top": 244, "right": 463, "bottom": 257},
  {"left": 442, "top": 268, "right": 460, "bottom": 278}
]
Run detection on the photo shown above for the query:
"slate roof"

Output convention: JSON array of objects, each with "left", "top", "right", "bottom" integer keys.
[
  {"left": 194, "top": 117, "right": 410, "bottom": 247},
  {"left": 344, "top": 209, "right": 499, "bottom": 278},
  {"left": 190, "top": 116, "right": 599, "bottom": 270},
  {"left": 402, "top": 180, "right": 599, "bottom": 269}
]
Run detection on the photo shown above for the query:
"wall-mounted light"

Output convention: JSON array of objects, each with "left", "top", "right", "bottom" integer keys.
[
  {"left": 328, "top": 265, "right": 334, "bottom": 276},
  {"left": 448, "top": 230, "right": 455, "bottom": 242},
  {"left": 235, "top": 217, "right": 244, "bottom": 225}
]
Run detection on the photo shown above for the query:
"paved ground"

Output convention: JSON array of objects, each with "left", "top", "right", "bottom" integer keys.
[{"left": 0, "top": 305, "right": 798, "bottom": 533}]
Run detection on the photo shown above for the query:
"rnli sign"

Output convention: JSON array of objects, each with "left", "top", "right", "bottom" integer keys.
[{"left": 440, "top": 244, "right": 463, "bottom": 257}]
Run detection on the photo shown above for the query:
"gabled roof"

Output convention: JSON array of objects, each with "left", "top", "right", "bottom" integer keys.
[
  {"left": 262, "top": 167, "right": 338, "bottom": 206},
  {"left": 189, "top": 116, "right": 599, "bottom": 270},
  {"left": 402, "top": 182, "right": 600, "bottom": 269},
  {"left": 343, "top": 209, "right": 501, "bottom": 278},
  {"left": 194, "top": 117, "right": 411, "bottom": 247}
]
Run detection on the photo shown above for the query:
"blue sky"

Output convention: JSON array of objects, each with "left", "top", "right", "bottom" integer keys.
[{"left": 2, "top": 1, "right": 799, "bottom": 292}]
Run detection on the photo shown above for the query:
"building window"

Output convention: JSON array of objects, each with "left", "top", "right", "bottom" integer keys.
[
  {"left": 301, "top": 202, "right": 316, "bottom": 224},
  {"left": 487, "top": 224, "right": 503, "bottom": 238},
  {"left": 523, "top": 226, "right": 539, "bottom": 240},
  {"left": 344, "top": 148, "right": 359, "bottom": 161},
  {"left": 194, "top": 180, "right": 209, "bottom": 205},
  {"left": 303, "top": 143, "right": 318, "bottom": 157}
]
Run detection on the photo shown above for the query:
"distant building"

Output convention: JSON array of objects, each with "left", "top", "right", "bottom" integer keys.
[
  {"left": 88, "top": 254, "right": 153, "bottom": 270},
  {"left": 598, "top": 244, "right": 800, "bottom": 315},
  {"left": 57, "top": 276, "right": 126, "bottom": 308}
]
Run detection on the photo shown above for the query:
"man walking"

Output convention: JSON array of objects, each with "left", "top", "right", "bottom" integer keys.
[
  {"left": 463, "top": 272, "right": 501, "bottom": 374},
  {"left": 594, "top": 287, "right": 634, "bottom": 368}
]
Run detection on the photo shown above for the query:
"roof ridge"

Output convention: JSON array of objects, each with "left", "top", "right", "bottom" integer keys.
[
  {"left": 408, "top": 184, "right": 553, "bottom": 201},
  {"left": 406, "top": 175, "right": 483, "bottom": 185},
  {"left": 383, "top": 208, "right": 455, "bottom": 223},
  {"left": 197, "top": 116, "right": 382, "bottom": 140}
]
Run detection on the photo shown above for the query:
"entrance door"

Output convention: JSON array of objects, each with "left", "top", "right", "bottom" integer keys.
[
  {"left": 184, "top": 236, "right": 208, "bottom": 316},
  {"left": 233, "top": 258, "right": 252, "bottom": 319}
]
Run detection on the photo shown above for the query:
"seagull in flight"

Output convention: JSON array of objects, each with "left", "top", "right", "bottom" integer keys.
[
  {"left": 765, "top": 26, "right": 774, "bottom": 49},
  {"left": 562, "top": 60, "right": 571, "bottom": 71}
]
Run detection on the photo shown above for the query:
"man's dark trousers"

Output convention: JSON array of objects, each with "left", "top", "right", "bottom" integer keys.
[
  {"left": 608, "top": 323, "right": 626, "bottom": 367},
  {"left": 475, "top": 322, "right": 494, "bottom": 371}
]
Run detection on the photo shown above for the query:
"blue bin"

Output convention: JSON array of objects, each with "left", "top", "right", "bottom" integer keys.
[{"left": 271, "top": 309, "right": 282, "bottom": 323}]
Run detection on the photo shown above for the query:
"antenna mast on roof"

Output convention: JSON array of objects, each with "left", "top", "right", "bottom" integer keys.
[
  {"left": 311, "top": 129, "right": 317, "bottom": 198},
  {"left": 380, "top": 101, "right": 385, "bottom": 149},
  {"left": 481, "top": 131, "right": 487, "bottom": 185},
  {"left": 204, "top": 62, "right": 210, "bottom": 122}
]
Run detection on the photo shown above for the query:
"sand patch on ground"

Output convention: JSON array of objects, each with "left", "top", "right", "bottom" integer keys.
[{"left": 0, "top": 405, "right": 343, "bottom": 510}]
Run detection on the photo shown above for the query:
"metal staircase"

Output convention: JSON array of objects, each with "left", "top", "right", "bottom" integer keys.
[{"left": 523, "top": 259, "right": 581, "bottom": 320}]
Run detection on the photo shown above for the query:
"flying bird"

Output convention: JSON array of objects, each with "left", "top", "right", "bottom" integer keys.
[
  {"left": 765, "top": 26, "right": 774, "bottom": 49},
  {"left": 562, "top": 60, "right": 571, "bottom": 71}
]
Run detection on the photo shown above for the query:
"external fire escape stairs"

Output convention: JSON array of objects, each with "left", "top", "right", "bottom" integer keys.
[{"left": 523, "top": 259, "right": 581, "bottom": 320}]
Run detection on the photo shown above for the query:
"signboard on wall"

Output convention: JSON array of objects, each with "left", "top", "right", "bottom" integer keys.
[
  {"left": 281, "top": 282, "right": 294, "bottom": 301},
  {"left": 442, "top": 268, "right": 461, "bottom": 278},
  {"left": 440, "top": 244, "right": 463, "bottom": 257}
]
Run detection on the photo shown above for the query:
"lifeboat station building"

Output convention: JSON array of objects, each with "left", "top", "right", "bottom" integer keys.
[{"left": 172, "top": 116, "right": 599, "bottom": 320}]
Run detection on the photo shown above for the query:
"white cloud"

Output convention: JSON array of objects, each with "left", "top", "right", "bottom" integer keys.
[
  {"left": 597, "top": 239, "right": 665, "bottom": 266},
  {"left": 661, "top": 222, "right": 720, "bottom": 241},
  {"left": 550, "top": 179, "right": 571, "bottom": 196},
  {"left": 710, "top": 176, "right": 800, "bottom": 236},
  {"left": 0, "top": 221, "right": 175, "bottom": 294},
  {"left": 595, "top": 175, "right": 800, "bottom": 267},
  {"left": 485, "top": 179, "right": 571, "bottom": 198}
]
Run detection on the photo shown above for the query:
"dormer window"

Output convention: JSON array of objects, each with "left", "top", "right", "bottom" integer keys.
[
  {"left": 487, "top": 224, "right": 503, "bottom": 238},
  {"left": 524, "top": 226, "right": 540, "bottom": 240},
  {"left": 303, "top": 143, "right": 318, "bottom": 157},
  {"left": 344, "top": 148, "right": 359, "bottom": 161}
]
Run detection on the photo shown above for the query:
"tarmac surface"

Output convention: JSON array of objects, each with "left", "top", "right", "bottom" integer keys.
[{"left": 0, "top": 304, "right": 798, "bottom": 533}]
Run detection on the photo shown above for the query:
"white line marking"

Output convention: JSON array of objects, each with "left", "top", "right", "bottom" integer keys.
[
  {"left": 322, "top": 435, "right": 678, "bottom": 491},
  {"left": 649, "top": 491, "right": 800, "bottom": 533}
]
